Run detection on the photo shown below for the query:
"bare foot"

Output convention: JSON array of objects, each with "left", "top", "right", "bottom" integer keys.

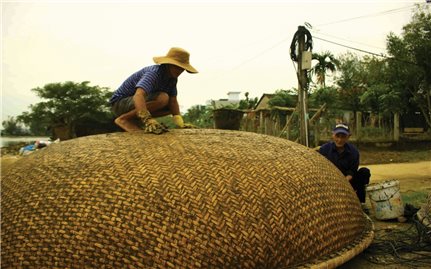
[{"left": 114, "top": 117, "right": 141, "bottom": 132}]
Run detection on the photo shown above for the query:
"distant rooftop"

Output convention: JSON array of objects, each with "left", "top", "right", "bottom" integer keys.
[{"left": 208, "top": 91, "right": 241, "bottom": 109}]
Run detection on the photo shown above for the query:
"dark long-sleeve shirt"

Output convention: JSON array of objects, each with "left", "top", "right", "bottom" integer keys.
[{"left": 318, "top": 142, "right": 360, "bottom": 177}]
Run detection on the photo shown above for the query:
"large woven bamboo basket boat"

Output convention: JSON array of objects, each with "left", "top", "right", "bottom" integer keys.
[{"left": 1, "top": 129, "right": 373, "bottom": 268}]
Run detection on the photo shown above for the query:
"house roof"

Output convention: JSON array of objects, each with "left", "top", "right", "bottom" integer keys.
[{"left": 254, "top": 94, "right": 275, "bottom": 110}]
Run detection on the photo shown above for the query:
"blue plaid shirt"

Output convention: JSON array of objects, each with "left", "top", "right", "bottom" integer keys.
[{"left": 109, "top": 65, "right": 177, "bottom": 104}]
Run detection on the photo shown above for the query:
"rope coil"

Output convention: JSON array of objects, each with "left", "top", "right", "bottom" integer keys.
[{"left": 290, "top": 25, "right": 313, "bottom": 62}]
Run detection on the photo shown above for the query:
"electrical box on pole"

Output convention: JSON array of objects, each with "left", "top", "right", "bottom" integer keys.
[{"left": 301, "top": 51, "right": 312, "bottom": 70}]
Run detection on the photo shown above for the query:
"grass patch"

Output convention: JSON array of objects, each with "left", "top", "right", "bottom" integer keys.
[{"left": 401, "top": 191, "right": 429, "bottom": 208}]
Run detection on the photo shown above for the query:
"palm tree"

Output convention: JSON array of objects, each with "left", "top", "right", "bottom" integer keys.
[{"left": 310, "top": 51, "right": 339, "bottom": 87}]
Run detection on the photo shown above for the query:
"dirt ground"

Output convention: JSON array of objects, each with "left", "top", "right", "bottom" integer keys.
[
  {"left": 339, "top": 160, "right": 431, "bottom": 269},
  {"left": 1, "top": 145, "right": 430, "bottom": 268}
]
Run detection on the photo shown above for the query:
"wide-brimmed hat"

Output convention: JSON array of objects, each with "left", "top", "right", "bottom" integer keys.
[
  {"left": 333, "top": 123, "right": 350, "bottom": 135},
  {"left": 153, "top": 47, "right": 198, "bottom": 74}
]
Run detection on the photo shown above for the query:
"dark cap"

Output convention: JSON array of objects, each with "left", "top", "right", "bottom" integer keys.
[{"left": 333, "top": 123, "right": 350, "bottom": 135}]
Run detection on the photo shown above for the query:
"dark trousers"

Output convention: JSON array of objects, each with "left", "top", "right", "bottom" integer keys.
[{"left": 350, "top": 167, "right": 371, "bottom": 203}]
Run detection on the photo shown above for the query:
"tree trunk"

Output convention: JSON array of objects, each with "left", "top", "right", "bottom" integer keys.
[
  {"left": 53, "top": 124, "right": 73, "bottom": 141},
  {"left": 394, "top": 112, "right": 400, "bottom": 141},
  {"left": 424, "top": 83, "right": 431, "bottom": 129},
  {"left": 410, "top": 86, "right": 431, "bottom": 129},
  {"left": 355, "top": 111, "right": 361, "bottom": 138}
]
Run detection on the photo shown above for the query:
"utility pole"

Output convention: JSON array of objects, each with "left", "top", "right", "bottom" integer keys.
[
  {"left": 296, "top": 26, "right": 310, "bottom": 147},
  {"left": 290, "top": 25, "right": 312, "bottom": 146}
]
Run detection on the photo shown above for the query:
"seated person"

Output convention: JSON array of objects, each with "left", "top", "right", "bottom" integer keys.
[
  {"left": 109, "top": 47, "right": 198, "bottom": 134},
  {"left": 318, "top": 123, "right": 371, "bottom": 210}
]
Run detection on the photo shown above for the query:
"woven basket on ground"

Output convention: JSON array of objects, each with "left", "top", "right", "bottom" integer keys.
[{"left": 1, "top": 129, "right": 373, "bottom": 268}]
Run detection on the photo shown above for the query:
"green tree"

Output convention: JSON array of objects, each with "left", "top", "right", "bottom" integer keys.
[
  {"left": 335, "top": 53, "right": 366, "bottom": 114},
  {"left": 359, "top": 57, "right": 402, "bottom": 127},
  {"left": 336, "top": 54, "right": 396, "bottom": 127},
  {"left": 386, "top": 5, "right": 431, "bottom": 128},
  {"left": 18, "top": 81, "right": 113, "bottom": 139},
  {"left": 183, "top": 105, "right": 213, "bottom": 128},
  {"left": 309, "top": 86, "right": 339, "bottom": 109},
  {"left": 268, "top": 89, "right": 296, "bottom": 108},
  {"left": 1, "top": 116, "right": 29, "bottom": 136},
  {"left": 238, "top": 92, "right": 258, "bottom": 110},
  {"left": 310, "top": 51, "right": 339, "bottom": 87}
]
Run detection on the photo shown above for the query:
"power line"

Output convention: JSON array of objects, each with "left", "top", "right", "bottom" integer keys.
[
  {"left": 313, "top": 35, "right": 386, "bottom": 57},
  {"left": 203, "top": 3, "right": 425, "bottom": 70},
  {"left": 315, "top": 4, "right": 419, "bottom": 28},
  {"left": 198, "top": 31, "right": 288, "bottom": 65},
  {"left": 201, "top": 36, "right": 290, "bottom": 82},
  {"left": 313, "top": 35, "right": 419, "bottom": 66},
  {"left": 229, "top": 37, "right": 290, "bottom": 71},
  {"left": 310, "top": 30, "right": 386, "bottom": 51}
]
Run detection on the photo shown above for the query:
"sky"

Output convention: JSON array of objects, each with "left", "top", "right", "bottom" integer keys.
[{"left": 1, "top": 0, "right": 427, "bottom": 125}]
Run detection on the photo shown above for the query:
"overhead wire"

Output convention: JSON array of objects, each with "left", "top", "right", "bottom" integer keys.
[
  {"left": 198, "top": 30, "right": 291, "bottom": 65},
  {"left": 226, "top": 3, "right": 423, "bottom": 71},
  {"left": 312, "top": 35, "right": 420, "bottom": 66},
  {"left": 201, "top": 3, "right": 423, "bottom": 82},
  {"left": 199, "top": 35, "right": 292, "bottom": 83},
  {"left": 312, "top": 35, "right": 386, "bottom": 57},
  {"left": 204, "top": 3, "right": 423, "bottom": 72},
  {"left": 304, "top": 3, "right": 424, "bottom": 62},
  {"left": 315, "top": 4, "right": 420, "bottom": 28},
  {"left": 228, "top": 36, "right": 290, "bottom": 71},
  {"left": 309, "top": 30, "right": 386, "bottom": 51}
]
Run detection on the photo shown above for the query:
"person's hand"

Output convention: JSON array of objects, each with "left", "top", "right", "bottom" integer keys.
[
  {"left": 137, "top": 110, "right": 152, "bottom": 121},
  {"left": 143, "top": 118, "right": 168, "bottom": 134},
  {"left": 172, "top": 115, "right": 197, "bottom": 129},
  {"left": 137, "top": 110, "right": 168, "bottom": 134}
]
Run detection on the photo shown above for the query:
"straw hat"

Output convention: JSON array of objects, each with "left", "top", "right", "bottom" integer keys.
[{"left": 153, "top": 47, "right": 198, "bottom": 73}]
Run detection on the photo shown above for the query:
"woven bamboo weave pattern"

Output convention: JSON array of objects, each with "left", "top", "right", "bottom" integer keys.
[
  {"left": 417, "top": 192, "right": 431, "bottom": 231},
  {"left": 2, "top": 129, "right": 367, "bottom": 268}
]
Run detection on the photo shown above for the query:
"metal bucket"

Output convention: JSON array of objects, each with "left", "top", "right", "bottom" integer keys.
[{"left": 366, "top": 180, "right": 404, "bottom": 220}]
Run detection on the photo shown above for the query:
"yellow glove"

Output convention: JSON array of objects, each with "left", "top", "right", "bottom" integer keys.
[
  {"left": 172, "top": 115, "right": 184, "bottom": 128},
  {"left": 137, "top": 110, "right": 151, "bottom": 122},
  {"left": 173, "top": 115, "right": 196, "bottom": 129}
]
